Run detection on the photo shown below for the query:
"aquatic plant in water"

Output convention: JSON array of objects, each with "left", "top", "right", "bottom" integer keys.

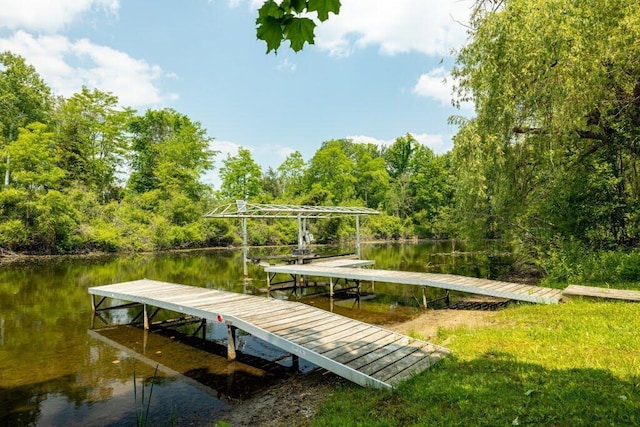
[{"left": 134, "top": 364, "right": 159, "bottom": 427}]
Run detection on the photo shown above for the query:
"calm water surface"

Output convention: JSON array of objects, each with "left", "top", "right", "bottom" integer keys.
[{"left": 0, "top": 241, "right": 515, "bottom": 426}]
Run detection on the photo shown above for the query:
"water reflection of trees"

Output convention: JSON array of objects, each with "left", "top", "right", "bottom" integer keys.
[{"left": 0, "top": 242, "right": 518, "bottom": 425}]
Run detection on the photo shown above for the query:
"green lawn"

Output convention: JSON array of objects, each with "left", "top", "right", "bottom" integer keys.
[{"left": 313, "top": 301, "right": 640, "bottom": 426}]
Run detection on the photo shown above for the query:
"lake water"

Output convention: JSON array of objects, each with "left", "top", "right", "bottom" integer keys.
[{"left": 0, "top": 241, "right": 516, "bottom": 426}]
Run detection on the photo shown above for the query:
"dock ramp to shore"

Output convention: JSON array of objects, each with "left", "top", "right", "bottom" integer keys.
[{"left": 89, "top": 279, "right": 449, "bottom": 390}]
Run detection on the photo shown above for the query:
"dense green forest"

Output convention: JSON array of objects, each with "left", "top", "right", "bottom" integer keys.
[
  {"left": 0, "top": 51, "right": 452, "bottom": 255},
  {"left": 2, "top": 0, "right": 640, "bottom": 285}
]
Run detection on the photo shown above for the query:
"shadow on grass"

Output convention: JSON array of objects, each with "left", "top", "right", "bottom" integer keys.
[{"left": 316, "top": 351, "right": 640, "bottom": 426}]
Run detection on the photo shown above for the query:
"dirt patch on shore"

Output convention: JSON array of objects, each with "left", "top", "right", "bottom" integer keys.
[
  {"left": 384, "top": 307, "right": 499, "bottom": 340},
  {"left": 216, "top": 307, "right": 499, "bottom": 427},
  {"left": 217, "top": 369, "right": 346, "bottom": 427}
]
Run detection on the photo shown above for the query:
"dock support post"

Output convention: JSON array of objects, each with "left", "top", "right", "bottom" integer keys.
[
  {"left": 266, "top": 272, "right": 271, "bottom": 297},
  {"left": 329, "top": 277, "right": 334, "bottom": 297},
  {"left": 446, "top": 290, "right": 450, "bottom": 307},
  {"left": 226, "top": 322, "right": 237, "bottom": 361},
  {"left": 422, "top": 287, "right": 428, "bottom": 309},
  {"left": 143, "top": 304, "right": 150, "bottom": 330},
  {"left": 292, "top": 354, "right": 299, "bottom": 371}
]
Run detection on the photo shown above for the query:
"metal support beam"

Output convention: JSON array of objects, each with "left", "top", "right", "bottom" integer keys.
[
  {"left": 193, "top": 318, "right": 207, "bottom": 340},
  {"left": 90, "top": 312, "right": 108, "bottom": 329},
  {"left": 303, "top": 217, "right": 307, "bottom": 252},
  {"left": 131, "top": 309, "right": 144, "bottom": 324},
  {"left": 91, "top": 295, "right": 107, "bottom": 312},
  {"left": 297, "top": 213, "right": 303, "bottom": 253},
  {"left": 356, "top": 215, "right": 361, "bottom": 259},
  {"left": 147, "top": 307, "right": 161, "bottom": 326},
  {"left": 242, "top": 217, "right": 248, "bottom": 277}
]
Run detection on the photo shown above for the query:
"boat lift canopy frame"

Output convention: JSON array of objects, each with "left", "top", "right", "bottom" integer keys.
[{"left": 205, "top": 201, "right": 379, "bottom": 275}]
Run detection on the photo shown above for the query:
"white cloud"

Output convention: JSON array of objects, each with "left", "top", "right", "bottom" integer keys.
[
  {"left": 276, "top": 57, "right": 297, "bottom": 72},
  {"left": 0, "top": 31, "right": 178, "bottom": 108},
  {"left": 315, "top": 0, "right": 473, "bottom": 57},
  {"left": 413, "top": 67, "right": 452, "bottom": 106},
  {"left": 413, "top": 66, "right": 473, "bottom": 111},
  {"left": 412, "top": 133, "right": 452, "bottom": 154},
  {"left": 226, "top": 0, "right": 263, "bottom": 10},
  {"left": 213, "top": 140, "right": 242, "bottom": 160},
  {"left": 0, "top": 0, "right": 118, "bottom": 33},
  {"left": 348, "top": 134, "right": 389, "bottom": 147},
  {"left": 0, "top": 1, "right": 175, "bottom": 108}
]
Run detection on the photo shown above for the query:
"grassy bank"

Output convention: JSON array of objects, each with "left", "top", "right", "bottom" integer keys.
[{"left": 313, "top": 301, "right": 640, "bottom": 426}]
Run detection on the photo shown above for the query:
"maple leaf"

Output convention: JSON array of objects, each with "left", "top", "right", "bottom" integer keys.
[
  {"left": 289, "top": 0, "right": 307, "bottom": 14},
  {"left": 284, "top": 17, "right": 316, "bottom": 52},
  {"left": 308, "top": 0, "right": 341, "bottom": 22},
  {"left": 258, "top": 0, "right": 284, "bottom": 19},
  {"left": 256, "top": 16, "right": 284, "bottom": 53}
]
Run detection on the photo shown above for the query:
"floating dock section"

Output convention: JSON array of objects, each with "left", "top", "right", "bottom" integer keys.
[
  {"left": 89, "top": 279, "right": 449, "bottom": 389},
  {"left": 264, "top": 264, "right": 564, "bottom": 304}
]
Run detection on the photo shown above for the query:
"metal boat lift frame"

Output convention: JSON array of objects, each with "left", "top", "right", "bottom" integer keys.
[{"left": 205, "top": 201, "right": 379, "bottom": 276}]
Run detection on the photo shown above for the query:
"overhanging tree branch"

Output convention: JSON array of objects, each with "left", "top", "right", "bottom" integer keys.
[{"left": 512, "top": 125, "right": 606, "bottom": 141}]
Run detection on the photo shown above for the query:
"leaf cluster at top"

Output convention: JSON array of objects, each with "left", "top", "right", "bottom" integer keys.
[{"left": 256, "top": 0, "right": 341, "bottom": 53}]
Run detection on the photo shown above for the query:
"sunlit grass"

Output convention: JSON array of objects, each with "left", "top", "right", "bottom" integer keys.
[{"left": 313, "top": 301, "right": 640, "bottom": 426}]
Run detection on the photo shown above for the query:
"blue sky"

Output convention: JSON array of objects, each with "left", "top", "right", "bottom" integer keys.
[{"left": 0, "top": 0, "right": 474, "bottom": 187}]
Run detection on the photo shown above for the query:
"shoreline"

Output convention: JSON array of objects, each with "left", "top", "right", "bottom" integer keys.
[
  {"left": 216, "top": 308, "right": 498, "bottom": 426},
  {"left": 0, "top": 238, "right": 457, "bottom": 265}
]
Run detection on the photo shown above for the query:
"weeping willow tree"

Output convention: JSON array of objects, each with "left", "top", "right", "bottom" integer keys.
[{"left": 451, "top": 0, "right": 640, "bottom": 249}]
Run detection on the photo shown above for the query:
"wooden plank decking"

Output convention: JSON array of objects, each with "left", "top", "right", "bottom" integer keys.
[
  {"left": 89, "top": 279, "right": 449, "bottom": 389},
  {"left": 563, "top": 285, "right": 640, "bottom": 302},
  {"left": 265, "top": 264, "right": 564, "bottom": 304},
  {"left": 310, "top": 258, "right": 375, "bottom": 268}
]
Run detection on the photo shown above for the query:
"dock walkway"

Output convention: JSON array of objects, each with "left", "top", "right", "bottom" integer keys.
[
  {"left": 264, "top": 264, "right": 564, "bottom": 304},
  {"left": 563, "top": 285, "right": 640, "bottom": 302},
  {"left": 89, "top": 279, "right": 449, "bottom": 389}
]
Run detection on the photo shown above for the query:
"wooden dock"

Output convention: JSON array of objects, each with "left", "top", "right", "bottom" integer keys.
[
  {"left": 89, "top": 279, "right": 449, "bottom": 389},
  {"left": 563, "top": 285, "right": 640, "bottom": 302},
  {"left": 264, "top": 264, "right": 564, "bottom": 304}
]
